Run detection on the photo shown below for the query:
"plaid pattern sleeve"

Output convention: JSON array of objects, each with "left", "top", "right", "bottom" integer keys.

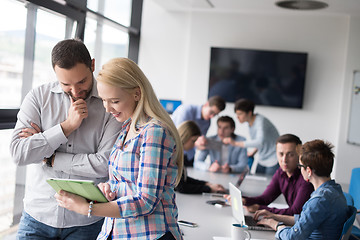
[{"left": 97, "top": 119, "right": 182, "bottom": 240}]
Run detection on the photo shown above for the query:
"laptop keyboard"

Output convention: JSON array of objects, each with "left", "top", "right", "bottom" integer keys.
[
  {"left": 245, "top": 216, "right": 274, "bottom": 231},
  {"left": 247, "top": 225, "right": 274, "bottom": 231},
  {"left": 245, "top": 215, "right": 258, "bottom": 226}
]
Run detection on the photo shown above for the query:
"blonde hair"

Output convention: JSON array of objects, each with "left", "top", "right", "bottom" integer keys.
[
  {"left": 177, "top": 121, "right": 201, "bottom": 145},
  {"left": 97, "top": 58, "right": 183, "bottom": 185}
]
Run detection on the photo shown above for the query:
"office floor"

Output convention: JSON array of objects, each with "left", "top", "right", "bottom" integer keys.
[
  {"left": 2, "top": 232, "right": 16, "bottom": 240},
  {"left": 0, "top": 225, "right": 17, "bottom": 240},
  {"left": 0, "top": 183, "right": 23, "bottom": 240}
]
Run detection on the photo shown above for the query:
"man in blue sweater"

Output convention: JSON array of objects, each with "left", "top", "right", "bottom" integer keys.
[
  {"left": 172, "top": 96, "right": 226, "bottom": 166},
  {"left": 194, "top": 116, "right": 248, "bottom": 173}
]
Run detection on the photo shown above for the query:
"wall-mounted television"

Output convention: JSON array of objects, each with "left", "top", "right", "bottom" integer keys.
[{"left": 208, "top": 47, "right": 308, "bottom": 108}]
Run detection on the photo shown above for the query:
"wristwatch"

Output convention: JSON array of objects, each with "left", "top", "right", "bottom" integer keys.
[
  {"left": 45, "top": 153, "right": 55, "bottom": 167},
  {"left": 276, "top": 221, "right": 286, "bottom": 231}
]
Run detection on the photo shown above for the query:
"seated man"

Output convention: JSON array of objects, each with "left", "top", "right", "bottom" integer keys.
[
  {"left": 194, "top": 116, "right": 248, "bottom": 173},
  {"left": 171, "top": 96, "right": 226, "bottom": 166},
  {"left": 243, "top": 134, "right": 314, "bottom": 215}
]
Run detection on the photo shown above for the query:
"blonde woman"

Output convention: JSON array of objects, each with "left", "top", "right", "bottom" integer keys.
[
  {"left": 55, "top": 58, "right": 183, "bottom": 240},
  {"left": 176, "top": 121, "right": 225, "bottom": 194}
]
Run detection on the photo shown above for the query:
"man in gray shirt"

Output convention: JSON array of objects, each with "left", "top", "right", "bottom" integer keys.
[{"left": 10, "top": 39, "right": 121, "bottom": 239}]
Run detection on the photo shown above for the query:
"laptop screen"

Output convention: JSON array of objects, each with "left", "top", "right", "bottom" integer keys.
[{"left": 229, "top": 182, "right": 246, "bottom": 225}]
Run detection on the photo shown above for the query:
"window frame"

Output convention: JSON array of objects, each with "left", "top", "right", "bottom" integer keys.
[{"left": 0, "top": 109, "right": 19, "bottom": 129}]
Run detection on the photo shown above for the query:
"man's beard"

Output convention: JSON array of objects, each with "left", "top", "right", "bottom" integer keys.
[{"left": 66, "top": 88, "right": 91, "bottom": 101}]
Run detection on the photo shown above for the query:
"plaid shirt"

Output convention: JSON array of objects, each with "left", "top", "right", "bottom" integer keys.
[{"left": 97, "top": 118, "right": 182, "bottom": 240}]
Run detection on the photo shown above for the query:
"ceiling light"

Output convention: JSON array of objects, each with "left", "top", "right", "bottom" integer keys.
[{"left": 276, "top": 0, "right": 328, "bottom": 10}]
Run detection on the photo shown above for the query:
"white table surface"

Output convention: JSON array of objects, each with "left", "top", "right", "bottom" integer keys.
[{"left": 176, "top": 168, "right": 282, "bottom": 240}]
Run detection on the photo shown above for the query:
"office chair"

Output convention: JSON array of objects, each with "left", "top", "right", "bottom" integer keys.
[
  {"left": 349, "top": 168, "right": 360, "bottom": 210},
  {"left": 344, "top": 192, "right": 355, "bottom": 207},
  {"left": 343, "top": 192, "right": 360, "bottom": 240},
  {"left": 340, "top": 205, "right": 357, "bottom": 240},
  {"left": 347, "top": 168, "right": 360, "bottom": 240}
]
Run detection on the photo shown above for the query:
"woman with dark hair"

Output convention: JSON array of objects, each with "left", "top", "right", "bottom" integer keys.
[{"left": 255, "top": 139, "right": 348, "bottom": 240}]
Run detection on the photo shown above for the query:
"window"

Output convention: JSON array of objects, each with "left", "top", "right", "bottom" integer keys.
[
  {"left": 0, "top": 130, "right": 16, "bottom": 232},
  {"left": 87, "top": 0, "right": 132, "bottom": 27},
  {"left": 84, "top": 17, "right": 129, "bottom": 69},
  {"left": 0, "top": 0, "right": 26, "bottom": 109},
  {"left": 0, "top": 0, "right": 26, "bottom": 231},
  {"left": 0, "top": 0, "right": 142, "bottom": 235},
  {"left": 33, "top": 8, "right": 74, "bottom": 88},
  {"left": 85, "top": 0, "right": 133, "bottom": 70}
]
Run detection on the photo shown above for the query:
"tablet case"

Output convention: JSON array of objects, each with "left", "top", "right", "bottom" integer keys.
[{"left": 47, "top": 178, "right": 108, "bottom": 203}]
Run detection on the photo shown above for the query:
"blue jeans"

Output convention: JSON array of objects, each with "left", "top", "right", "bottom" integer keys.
[
  {"left": 17, "top": 211, "right": 104, "bottom": 240},
  {"left": 256, "top": 163, "right": 279, "bottom": 176}
]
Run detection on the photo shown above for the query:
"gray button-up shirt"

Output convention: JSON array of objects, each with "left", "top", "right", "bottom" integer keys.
[{"left": 10, "top": 80, "right": 122, "bottom": 228}]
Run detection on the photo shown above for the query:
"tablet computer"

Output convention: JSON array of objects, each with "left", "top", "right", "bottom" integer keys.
[{"left": 47, "top": 178, "right": 108, "bottom": 203}]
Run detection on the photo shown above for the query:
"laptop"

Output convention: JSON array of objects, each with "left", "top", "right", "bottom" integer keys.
[
  {"left": 219, "top": 166, "right": 249, "bottom": 194},
  {"left": 228, "top": 182, "right": 273, "bottom": 231},
  {"left": 235, "top": 166, "right": 249, "bottom": 187}
]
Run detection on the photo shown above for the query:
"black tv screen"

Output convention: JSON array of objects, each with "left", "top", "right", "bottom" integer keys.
[{"left": 208, "top": 47, "right": 308, "bottom": 108}]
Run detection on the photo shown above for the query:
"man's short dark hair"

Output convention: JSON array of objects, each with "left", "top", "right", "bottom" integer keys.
[
  {"left": 208, "top": 96, "right": 226, "bottom": 111},
  {"left": 299, "top": 139, "right": 334, "bottom": 177},
  {"left": 51, "top": 38, "right": 92, "bottom": 70},
  {"left": 234, "top": 98, "right": 255, "bottom": 114},
  {"left": 277, "top": 134, "right": 302, "bottom": 145},
  {"left": 217, "top": 116, "right": 235, "bottom": 129}
]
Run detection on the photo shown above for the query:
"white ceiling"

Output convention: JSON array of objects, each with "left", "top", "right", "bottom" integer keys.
[{"left": 152, "top": 0, "right": 360, "bottom": 17}]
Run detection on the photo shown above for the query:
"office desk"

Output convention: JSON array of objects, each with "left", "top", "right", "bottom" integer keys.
[{"left": 176, "top": 168, "right": 281, "bottom": 240}]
